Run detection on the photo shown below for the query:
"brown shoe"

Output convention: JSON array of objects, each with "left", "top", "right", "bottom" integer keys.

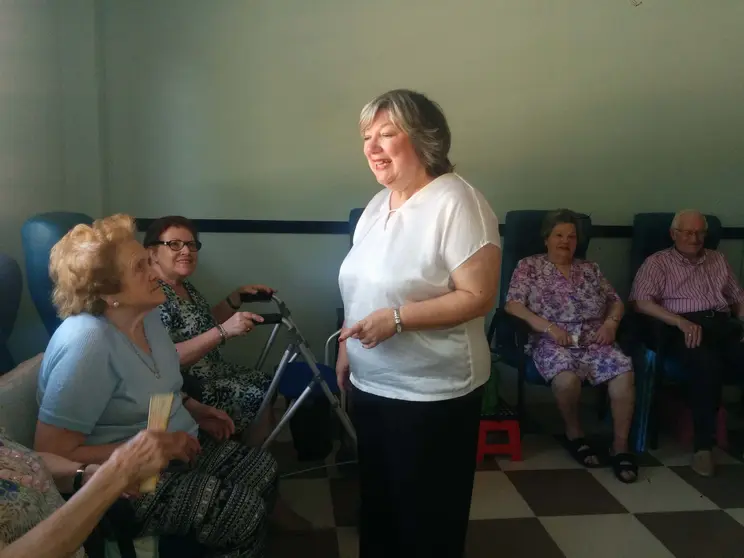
[{"left": 692, "top": 450, "right": 715, "bottom": 477}]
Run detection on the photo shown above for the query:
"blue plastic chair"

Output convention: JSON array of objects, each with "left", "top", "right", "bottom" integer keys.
[
  {"left": 21, "top": 212, "right": 94, "bottom": 337},
  {"left": 487, "top": 210, "right": 595, "bottom": 429},
  {"left": 279, "top": 361, "right": 340, "bottom": 399},
  {"left": 629, "top": 212, "right": 726, "bottom": 451},
  {"left": 0, "top": 253, "right": 22, "bottom": 375},
  {"left": 337, "top": 208, "right": 365, "bottom": 330},
  {"left": 348, "top": 208, "right": 364, "bottom": 246}
]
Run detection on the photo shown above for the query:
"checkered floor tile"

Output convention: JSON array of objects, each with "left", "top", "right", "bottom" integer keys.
[{"left": 266, "top": 405, "right": 744, "bottom": 557}]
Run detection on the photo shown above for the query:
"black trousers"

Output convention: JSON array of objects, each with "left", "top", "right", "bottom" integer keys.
[
  {"left": 351, "top": 384, "right": 484, "bottom": 558},
  {"left": 666, "top": 312, "right": 744, "bottom": 451}
]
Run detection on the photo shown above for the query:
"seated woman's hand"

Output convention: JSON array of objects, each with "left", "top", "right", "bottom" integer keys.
[
  {"left": 169, "top": 430, "right": 202, "bottom": 462},
  {"left": 225, "top": 285, "right": 276, "bottom": 309},
  {"left": 546, "top": 325, "right": 572, "bottom": 346},
  {"left": 594, "top": 321, "right": 618, "bottom": 346},
  {"left": 237, "top": 284, "right": 275, "bottom": 296},
  {"left": 222, "top": 311, "right": 264, "bottom": 339},
  {"left": 185, "top": 399, "right": 236, "bottom": 441},
  {"left": 107, "top": 430, "right": 199, "bottom": 497}
]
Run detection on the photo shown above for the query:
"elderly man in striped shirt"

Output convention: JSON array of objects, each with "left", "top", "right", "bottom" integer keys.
[{"left": 630, "top": 209, "right": 744, "bottom": 477}]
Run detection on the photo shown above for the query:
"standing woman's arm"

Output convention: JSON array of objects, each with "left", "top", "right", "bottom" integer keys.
[
  {"left": 340, "top": 189, "right": 502, "bottom": 346},
  {"left": 399, "top": 244, "right": 501, "bottom": 329},
  {"left": 399, "top": 191, "right": 501, "bottom": 330}
]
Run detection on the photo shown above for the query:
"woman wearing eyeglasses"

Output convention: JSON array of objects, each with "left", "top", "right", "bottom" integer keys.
[{"left": 144, "top": 216, "right": 276, "bottom": 444}]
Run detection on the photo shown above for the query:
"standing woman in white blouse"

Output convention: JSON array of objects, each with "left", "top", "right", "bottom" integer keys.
[{"left": 338, "top": 89, "right": 502, "bottom": 558}]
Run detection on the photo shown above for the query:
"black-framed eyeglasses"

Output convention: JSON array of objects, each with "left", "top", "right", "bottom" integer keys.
[{"left": 152, "top": 240, "right": 202, "bottom": 252}]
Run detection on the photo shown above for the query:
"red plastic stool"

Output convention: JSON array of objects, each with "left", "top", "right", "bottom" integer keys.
[{"left": 476, "top": 414, "right": 522, "bottom": 462}]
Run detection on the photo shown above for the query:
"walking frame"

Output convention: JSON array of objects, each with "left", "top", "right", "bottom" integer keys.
[{"left": 243, "top": 292, "right": 357, "bottom": 450}]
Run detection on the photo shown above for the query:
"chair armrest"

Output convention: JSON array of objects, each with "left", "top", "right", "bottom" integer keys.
[
  {"left": 627, "top": 311, "right": 678, "bottom": 354},
  {"left": 488, "top": 307, "right": 533, "bottom": 351}
]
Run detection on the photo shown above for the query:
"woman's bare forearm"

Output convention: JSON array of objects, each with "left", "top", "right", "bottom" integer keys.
[
  {"left": 0, "top": 460, "right": 130, "bottom": 558},
  {"left": 211, "top": 298, "right": 236, "bottom": 325},
  {"left": 34, "top": 425, "right": 122, "bottom": 466},
  {"left": 62, "top": 443, "right": 121, "bottom": 466},
  {"left": 175, "top": 328, "right": 223, "bottom": 366},
  {"left": 399, "top": 289, "right": 495, "bottom": 331},
  {"left": 504, "top": 301, "right": 552, "bottom": 332},
  {"left": 605, "top": 300, "right": 625, "bottom": 322},
  {"left": 36, "top": 453, "right": 93, "bottom": 494}
]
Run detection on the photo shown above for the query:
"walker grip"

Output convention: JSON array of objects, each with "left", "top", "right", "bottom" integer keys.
[
  {"left": 240, "top": 291, "right": 274, "bottom": 303},
  {"left": 256, "top": 313, "right": 283, "bottom": 325}
]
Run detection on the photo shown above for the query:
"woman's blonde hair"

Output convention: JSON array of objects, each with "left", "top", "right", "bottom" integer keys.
[
  {"left": 359, "top": 89, "right": 454, "bottom": 177},
  {"left": 50, "top": 214, "right": 137, "bottom": 319}
]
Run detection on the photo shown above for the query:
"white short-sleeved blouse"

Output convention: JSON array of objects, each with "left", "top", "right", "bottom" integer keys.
[{"left": 338, "top": 173, "right": 501, "bottom": 402}]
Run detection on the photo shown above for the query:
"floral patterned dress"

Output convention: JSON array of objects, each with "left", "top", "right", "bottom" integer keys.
[
  {"left": 157, "top": 280, "right": 272, "bottom": 432},
  {"left": 506, "top": 254, "right": 632, "bottom": 385},
  {"left": 0, "top": 430, "right": 86, "bottom": 557}
]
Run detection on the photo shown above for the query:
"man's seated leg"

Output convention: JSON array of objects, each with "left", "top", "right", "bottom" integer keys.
[{"left": 667, "top": 316, "right": 727, "bottom": 476}]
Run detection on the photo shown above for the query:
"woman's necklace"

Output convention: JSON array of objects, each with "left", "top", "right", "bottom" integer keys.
[
  {"left": 130, "top": 343, "right": 161, "bottom": 379},
  {"left": 113, "top": 322, "right": 161, "bottom": 379}
]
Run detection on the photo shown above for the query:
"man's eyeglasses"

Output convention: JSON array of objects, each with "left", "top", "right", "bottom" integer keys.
[
  {"left": 152, "top": 240, "right": 202, "bottom": 252},
  {"left": 674, "top": 228, "right": 706, "bottom": 239}
]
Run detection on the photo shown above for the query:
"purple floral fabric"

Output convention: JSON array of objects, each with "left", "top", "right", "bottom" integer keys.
[{"left": 506, "top": 254, "right": 632, "bottom": 385}]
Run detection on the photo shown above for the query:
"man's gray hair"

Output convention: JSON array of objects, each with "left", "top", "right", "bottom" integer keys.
[
  {"left": 359, "top": 89, "right": 454, "bottom": 177},
  {"left": 671, "top": 209, "right": 708, "bottom": 231}
]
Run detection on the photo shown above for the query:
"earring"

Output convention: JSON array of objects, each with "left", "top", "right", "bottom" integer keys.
[{"left": 112, "top": 301, "right": 120, "bottom": 308}]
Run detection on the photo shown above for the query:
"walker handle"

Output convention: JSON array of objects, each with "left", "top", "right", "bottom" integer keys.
[
  {"left": 240, "top": 291, "right": 274, "bottom": 303},
  {"left": 255, "top": 313, "right": 283, "bottom": 325}
]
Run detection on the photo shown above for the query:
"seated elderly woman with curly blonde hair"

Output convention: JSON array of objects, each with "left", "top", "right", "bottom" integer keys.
[{"left": 33, "top": 214, "right": 309, "bottom": 557}]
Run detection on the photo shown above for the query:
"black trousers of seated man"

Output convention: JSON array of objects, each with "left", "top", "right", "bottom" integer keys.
[{"left": 665, "top": 311, "right": 744, "bottom": 451}]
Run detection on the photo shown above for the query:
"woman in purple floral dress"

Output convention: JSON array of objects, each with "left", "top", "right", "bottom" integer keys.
[{"left": 505, "top": 209, "right": 637, "bottom": 483}]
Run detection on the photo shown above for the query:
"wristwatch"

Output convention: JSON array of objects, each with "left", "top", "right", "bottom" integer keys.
[
  {"left": 73, "top": 464, "right": 90, "bottom": 493},
  {"left": 393, "top": 308, "right": 403, "bottom": 334}
]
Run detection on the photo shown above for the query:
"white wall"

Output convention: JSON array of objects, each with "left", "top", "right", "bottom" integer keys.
[
  {"left": 99, "top": 0, "right": 744, "bottom": 362},
  {"left": 100, "top": 0, "right": 744, "bottom": 223},
  {"left": 0, "top": 0, "right": 101, "bottom": 361},
  {"left": 1, "top": 0, "right": 743, "bottom": 367}
]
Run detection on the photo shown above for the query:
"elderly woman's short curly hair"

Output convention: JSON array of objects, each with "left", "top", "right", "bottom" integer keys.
[
  {"left": 541, "top": 209, "right": 583, "bottom": 244},
  {"left": 359, "top": 89, "right": 454, "bottom": 177},
  {"left": 50, "top": 214, "right": 137, "bottom": 319}
]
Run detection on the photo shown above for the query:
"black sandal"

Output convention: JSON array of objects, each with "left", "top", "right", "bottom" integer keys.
[
  {"left": 610, "top": 452, "right": 638, "bottom": 484},
  {"left": 565, "top": 437, "right": 602, "bottom": 468}
]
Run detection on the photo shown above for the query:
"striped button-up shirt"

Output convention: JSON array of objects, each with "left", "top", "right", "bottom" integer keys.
[{"left": 630, "top": 248, "right": 744, "bottom": 314}]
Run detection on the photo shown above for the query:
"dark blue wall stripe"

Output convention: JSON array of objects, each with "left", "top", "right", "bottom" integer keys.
[
  {"left": 135, "top": 218, "right": 744, "bottom": 240},
  {"left": 135, "top": 218, "right": 348, "bottom": 235},
  {"left": 722, "top": 227, "right": 744, "bottom": 240}
]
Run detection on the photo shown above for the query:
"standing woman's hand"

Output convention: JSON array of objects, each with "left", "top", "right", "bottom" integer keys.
[
  {"left": 339, "top": 308, "right": 397, "bottom": 349},
  {"left": 336, "top": 345, "right": 351, "bottom": 391}
]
